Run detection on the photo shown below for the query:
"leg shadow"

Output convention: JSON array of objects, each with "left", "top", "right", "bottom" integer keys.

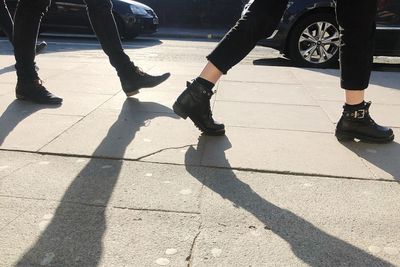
[
  {"left": 0, "top": 64, "right": 15, "bottom": 75},
  {"left": 253, "top": 57, "right": 297, "bottom": 67},
  {"left": 16, "top": 98, "right": 177, "bottom": 266},
  {"left": 184, "top": 136, "right": 394, "bottom": 266}
]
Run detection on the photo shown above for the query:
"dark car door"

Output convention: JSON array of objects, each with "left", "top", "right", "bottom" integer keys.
[
  {"left": 44, "top": 0, "right": 91, "bottom": 31},
  {"left": 375, "top": 0, "right": 400, "bottom": 55}
]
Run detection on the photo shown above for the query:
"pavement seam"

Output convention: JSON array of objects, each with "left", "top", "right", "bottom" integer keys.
[
  {"left": 340, "top": 148, "right": 382, "bottom": 180},
  {"left": 221, "top": 79, "right": 300, "bottom": 86},
  {"left": 0, "top": 149, "right": 397, "bottom": 183},
  {"left": 0, "top": 159, "right": 38, "bottom": 181},
  {"left": 292, "top": 68, "right": 339, "bottom": 130},
  {"left": 0, "top": 203, "right": 35, "bottom": 232},
  {"left": 318, "top": 99, "right": 400, "bottom": 107},
  {"left": 0, "top": 194, "right": 200, "bottom": 215},
  {"left": 36, "top": 90, "right": 121, "bottom": 152},
  {"left": 214, "top": 99, "right": 320, "bottom": 107},
  {"left": 226, "top": 125, "right": 334, "bottom": 134}
]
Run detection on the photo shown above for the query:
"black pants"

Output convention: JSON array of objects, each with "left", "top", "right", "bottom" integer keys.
[
  {"left": 0, "top": 0, "right": 13, "bottom": 43},
  {"left": 207, "top": 0, "right": 377, "bottom": 90},
  {"left": 13, "top": 0, "right": 132, "bottom": 82}
]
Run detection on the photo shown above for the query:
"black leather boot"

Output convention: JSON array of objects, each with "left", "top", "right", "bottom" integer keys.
[
  {"left": 335, "top": 102, "right": 394, "bottom": 143},
  {"left": 16, "top": 79, "right": 62, "bottom": 105},
  {"left": 173, "top": 80, "right": 225, "bottom": 136},
  {"left": 119, "top": 63, "right": 170, "bottom": 97}
]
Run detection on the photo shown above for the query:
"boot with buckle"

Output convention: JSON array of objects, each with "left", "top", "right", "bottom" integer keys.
[
  {"left": 173, "top": 80, "right": 225, "bottom": 136},
  {"left": 335, "top": 101, "right": 394, "bottom": 143}
]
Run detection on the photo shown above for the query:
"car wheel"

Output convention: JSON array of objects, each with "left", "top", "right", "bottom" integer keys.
[{"left": 287, "top": 12, "right": 340, "bottom": 68}]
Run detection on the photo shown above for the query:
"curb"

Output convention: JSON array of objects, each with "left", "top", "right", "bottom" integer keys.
[{"left": 144, "top": 29, "right": 227, "bottom": 40}]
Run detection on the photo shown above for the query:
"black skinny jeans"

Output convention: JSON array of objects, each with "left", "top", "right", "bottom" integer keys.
[
  {"left": 207, "top": 0, "right": 377, "bottom": 90},
  {"left": 13, "top": 0, "right": 132, "bottom": 82},
  {"left": 0, "top": 0, "right": 13, "bottom": 43}
]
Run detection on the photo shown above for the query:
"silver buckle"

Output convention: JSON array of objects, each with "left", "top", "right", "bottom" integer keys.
[{"left": 353, "top": 109, "right": 365, "bottom": 119}]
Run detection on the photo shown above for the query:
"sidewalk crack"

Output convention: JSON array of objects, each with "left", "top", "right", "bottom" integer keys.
[
  {"left": 186, "top": 225, "right": 202, "bottom": 267},
  {"left": 136, "top": 144, "right": 196, "bottom": 161},
  {"left": 186, "top": 177, "right": 206, "bottom": 266}
]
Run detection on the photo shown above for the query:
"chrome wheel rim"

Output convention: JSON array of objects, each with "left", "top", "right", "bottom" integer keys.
[{"left": 298, "top": 21, "right": 340, "bottom": 64}]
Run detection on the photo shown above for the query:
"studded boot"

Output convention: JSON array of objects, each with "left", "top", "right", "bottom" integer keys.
[
  {"left": 173, "top": 80, "right": 225, "bottom": 136},
  {"left": 335, "top": 102, "right": 394, "bottom": 143}
]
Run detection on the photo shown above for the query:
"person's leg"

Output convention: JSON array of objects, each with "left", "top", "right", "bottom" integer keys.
[
  {"left": 0, "top": 0, "right": 13, "bottom": 43},
  {"left": 335, "top": 0, "right": 394, "bottom": 143},
  {"left": 174, "top": 0, "right": 289, "bottom": 135},
  {"left": 83, "top": 0, "right": 170, "bottom": 96},
  {"left": 14, "top": 0, "right": 62, "bottom": 104},
  {"left": 0, "top": 0, "right": 48, "bottom": 53}
]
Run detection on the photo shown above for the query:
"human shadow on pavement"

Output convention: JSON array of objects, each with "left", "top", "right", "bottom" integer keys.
[
  {"left": 253, "top": 57, "right": 296, "bottom": 67},
  {"left": 16, "top": 99, "right": 178, "bottom": 266},
  {"left": 0, "top": 100, "right": 60, "bottom": 146},
  {"left": 185, "top": 136, "right": 395, "bottom": 266},
  {"left": 0, "top": 64, "right": 15, "bottom": 75},
  {"left": 339, "top": 141, "right": 400, "bottom": 182}
]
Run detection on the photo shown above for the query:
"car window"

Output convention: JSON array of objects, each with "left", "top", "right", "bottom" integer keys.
[{"left": 377, "top": 0, "right": 400, "bottom": 26}]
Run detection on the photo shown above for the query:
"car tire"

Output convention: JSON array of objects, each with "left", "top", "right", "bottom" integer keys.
[{"left": 287, "top": 12, "right": 340, "bottom": 68}]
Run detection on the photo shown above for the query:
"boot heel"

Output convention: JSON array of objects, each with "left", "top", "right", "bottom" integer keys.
[
  {"left": 173, "top": 102, "right": 188, "bottom": 119},
  {"left": 16, "top": 94, "right": 25, "bottom": 100},
  {"left": 335, "top": 132, "right": 354, "bottom": 142}
]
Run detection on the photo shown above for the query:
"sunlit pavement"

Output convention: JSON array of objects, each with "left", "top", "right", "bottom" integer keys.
[{"left": 0, "top": 36, "right": 400, "bottom": 266}]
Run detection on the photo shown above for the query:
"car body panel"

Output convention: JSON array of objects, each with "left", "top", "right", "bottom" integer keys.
[{"left": 4, "top": 0, "right": 158, "bottom": 37}]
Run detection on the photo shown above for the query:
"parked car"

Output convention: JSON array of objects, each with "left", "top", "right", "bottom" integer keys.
[
  {"left": 4, "top": 0, "right": 159, "bottom": 40},
  {"left": 245, "top": 0, "right": 400, "bottom": 68}
]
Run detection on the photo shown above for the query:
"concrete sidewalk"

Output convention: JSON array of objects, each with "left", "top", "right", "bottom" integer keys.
[{"left": 0, "top": 39, "right": 399, "bottom": 266}]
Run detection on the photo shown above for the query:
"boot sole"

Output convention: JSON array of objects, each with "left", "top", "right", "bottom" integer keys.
[
  {"left": 125, "top": 90, "right": 140, "bottom": 97},
  {"left": 173, "top": 102, "right": 225, "bottom": 136},
  {"left": 335, "top": 131, "right": 395, "bottom": 144},
  {"left": 16, "top": 94, "right": 63, "bottom": 105}
]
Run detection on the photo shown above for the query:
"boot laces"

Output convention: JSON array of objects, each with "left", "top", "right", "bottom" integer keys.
[
  {"left": 206, "top": 101, "right": 213, "bottom": 119},
  {"left": 35, "top": 79, "right": 46, "bottom": 90},
  {"left": 34, "top": 79, "right": 51, "bottom": 95},
  {"left": 204, "top": 92, "right": 216, "bottom": 120},
  {"left": 133, "top": 66, "right": 146, "bottom": 77}
]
